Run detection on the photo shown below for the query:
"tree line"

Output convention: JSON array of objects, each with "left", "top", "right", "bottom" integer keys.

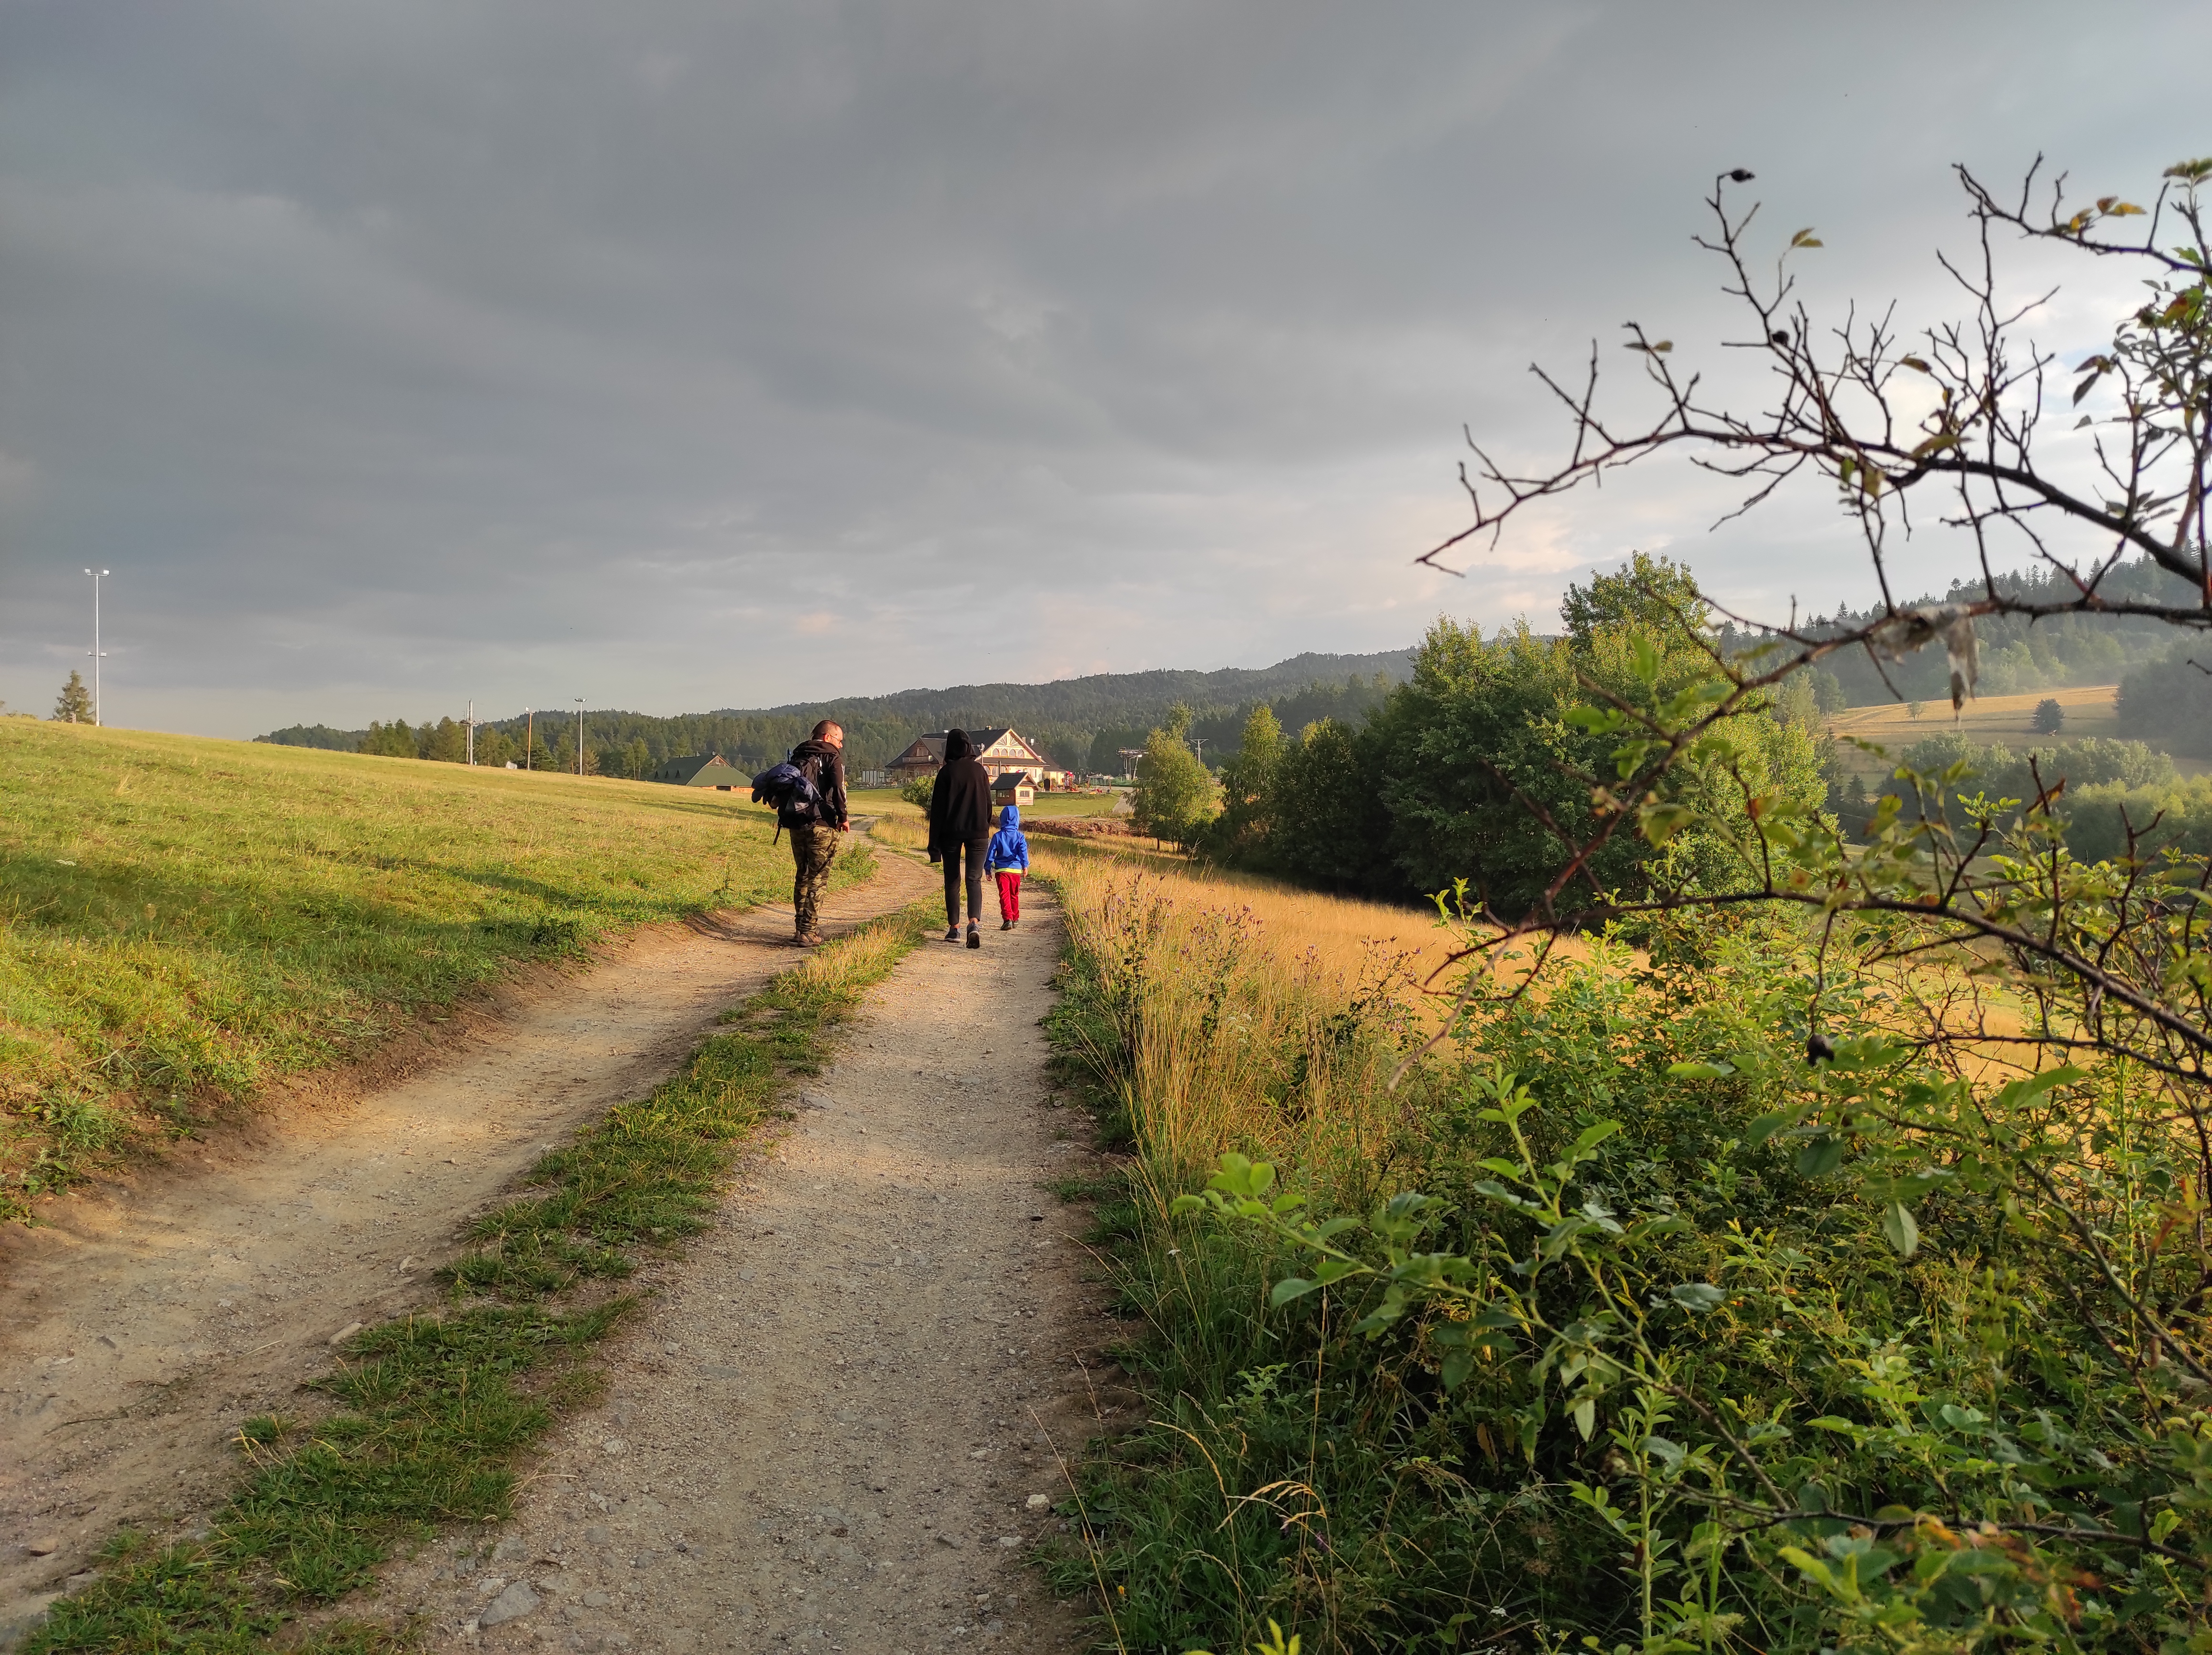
[
  {"left": 1129, "top": 555, "right": 1827, "bottom": 918},
  {"left": 254, "top": 669, "right": 1408, "bottom": 783},
  {"left": 1117, "top": 551, "right": 2212, "bottom": 915}
]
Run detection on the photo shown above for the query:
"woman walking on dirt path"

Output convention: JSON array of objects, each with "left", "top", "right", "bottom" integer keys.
[{"left": 926, "top": 728, "right": 993, "bottom": 949}]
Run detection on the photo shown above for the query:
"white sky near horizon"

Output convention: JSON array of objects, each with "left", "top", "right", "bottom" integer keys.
[{"left": 0, "top": 1, "right": 2205, "bottom": 737}]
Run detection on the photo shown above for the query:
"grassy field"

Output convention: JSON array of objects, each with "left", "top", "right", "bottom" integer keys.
[
  {"left": 1824, "top": 684, "right": 2130, "bottom": 778},
  {"left": 0, "top": 720, "right": 869, "bottom": 1219}
]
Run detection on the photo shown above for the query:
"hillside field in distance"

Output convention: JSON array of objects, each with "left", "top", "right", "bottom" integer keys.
[
  {"left": 0, "top": 719, "right": 849, "bottom": 1219},
  {"left": 1824, "top": 684, "right": 2142, "bottom": 779}
]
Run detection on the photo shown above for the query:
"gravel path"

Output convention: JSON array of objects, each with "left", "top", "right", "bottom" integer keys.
[
  {"left": 0, "top": 848, "right": 935, "bottom": 1637},
  {"left": 350, "top": 874, "right": 1117, "bottom": 1655}
]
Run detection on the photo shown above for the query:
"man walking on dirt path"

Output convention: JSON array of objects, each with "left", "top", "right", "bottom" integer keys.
[{"left": 786, "top": 719, "right": 849, "bottom": 946}]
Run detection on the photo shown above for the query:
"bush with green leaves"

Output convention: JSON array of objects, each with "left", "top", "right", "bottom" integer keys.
[{"left": 1054, "top": 890, "right": 2212, "bottom": 1652}]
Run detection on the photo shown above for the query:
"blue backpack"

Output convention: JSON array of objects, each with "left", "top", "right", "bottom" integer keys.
[{"left": 751, "top": 756, "right": 827, "bottom": 839}]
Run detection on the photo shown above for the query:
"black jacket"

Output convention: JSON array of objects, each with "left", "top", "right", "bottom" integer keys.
[
  {"left": 789, "top": 738, "right": 849, "bottom": 829},
  {"left": 926, "top": 729, "right": 993, "bottom": 859}
]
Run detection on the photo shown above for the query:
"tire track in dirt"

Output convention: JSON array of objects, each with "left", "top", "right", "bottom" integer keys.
[
  {"left": 349, "top": 878, "right": 1122, "bottom": 1655},
  {"left": 0, "top": 850, "right": 935, "bottom": 1637}
]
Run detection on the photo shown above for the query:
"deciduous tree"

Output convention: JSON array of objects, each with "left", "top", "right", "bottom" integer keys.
[{"left": 1131, "top": 705, "right": 1216, "bottom": 848}]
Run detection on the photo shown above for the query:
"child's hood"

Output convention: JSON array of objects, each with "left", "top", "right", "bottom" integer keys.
[{"left": 997, "top": 804, "right": 1021, "bottom": 831}]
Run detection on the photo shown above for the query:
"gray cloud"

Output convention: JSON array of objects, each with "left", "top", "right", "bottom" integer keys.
[{"left": 0, "top": 0, "right": 2204, "bottom": 734}]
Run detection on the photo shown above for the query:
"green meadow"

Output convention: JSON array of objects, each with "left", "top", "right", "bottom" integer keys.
[{"left": 0, "top": 720, "right": 859, "bottom": 1219}]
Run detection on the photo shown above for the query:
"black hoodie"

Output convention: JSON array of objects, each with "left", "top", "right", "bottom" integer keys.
[{"left": 925, "top": 728, "right": 993, "bottom": 859}]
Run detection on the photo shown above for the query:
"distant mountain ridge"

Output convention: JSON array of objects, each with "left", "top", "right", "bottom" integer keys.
[
  {"left": 256, "top": 646, "right": 1416, "bottom": 775},
  {"left": 713, "top": 649, "right": 1415, "bottom": 727}
]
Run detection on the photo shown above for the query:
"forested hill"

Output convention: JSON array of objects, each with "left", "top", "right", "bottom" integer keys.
[
  {"left": 1781, "top": 555, "right": 2198, "bottom": 704},
  {"left": 256, "top": 647, "right": 1414, "bottom": 776}
]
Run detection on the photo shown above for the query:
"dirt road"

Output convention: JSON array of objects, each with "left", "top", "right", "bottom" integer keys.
[
  {"left": 348, "top": 876, "right": 1115, "bottom": 1654},
  {"left": 0, "top": 849, "right": 936, "bottom": 1635}
]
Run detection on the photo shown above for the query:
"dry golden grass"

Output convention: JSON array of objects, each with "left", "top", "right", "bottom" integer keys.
[
  {"left": 1033, "top": 839, "right": 1500, "bottom": 1199},
  {"left": 867, "top": 811, "right": 929, "bottom": 850},
  {"left": 1034, "top": 838, "right": 1463, "bottom": 999},
  {"left": 1825, "top": 684, "right": 2131, "bottom": 780},
  {"left": 1037, "top": 835, "right": 2056, "bottom": 1200}
]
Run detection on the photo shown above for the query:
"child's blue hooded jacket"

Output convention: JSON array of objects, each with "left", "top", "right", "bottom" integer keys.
[{"left": 985, "top": 804, "right": 1029, "bottom": 872}]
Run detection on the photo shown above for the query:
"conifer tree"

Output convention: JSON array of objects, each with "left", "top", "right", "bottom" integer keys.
[{"left": 51, "top": 670, "right": 93, "bottom": 723}]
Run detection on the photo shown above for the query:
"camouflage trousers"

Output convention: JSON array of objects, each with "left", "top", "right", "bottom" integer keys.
[{"left": 789, "top": 822, "right": 839, "bottom": 938}]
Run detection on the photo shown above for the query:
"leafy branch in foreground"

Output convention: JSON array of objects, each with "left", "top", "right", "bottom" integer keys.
[{"left": 1400, "top": 151, "right": 2212, "bottom": 1399}]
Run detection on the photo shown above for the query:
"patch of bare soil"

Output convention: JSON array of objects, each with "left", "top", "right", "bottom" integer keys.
[
  {"left": 0, "top": 851, "right": 935, "bottom": 1636},
  {"left": 350, "top": 879, "right": 1122, "bottom": 1655}
]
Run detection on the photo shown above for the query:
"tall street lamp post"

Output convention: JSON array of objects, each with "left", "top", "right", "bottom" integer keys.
[
  {"left": 575, "top": 698, "right": 585, "bottom": 776},
  {"left": 83, "top": 568, "right": 109, "bottom": 726}
]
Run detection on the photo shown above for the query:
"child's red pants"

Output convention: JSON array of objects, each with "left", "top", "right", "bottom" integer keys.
[{"left": 995, "top": 870, "right": 1023, "bottom": 922}]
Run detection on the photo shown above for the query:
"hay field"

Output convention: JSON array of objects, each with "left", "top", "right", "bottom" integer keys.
[{"left": 1825, "top": 684, "right": 2122, "bottom": 774}]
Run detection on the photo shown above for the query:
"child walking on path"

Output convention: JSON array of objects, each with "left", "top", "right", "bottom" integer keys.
[{"left": 986, "top": 803, "right": 1029, "bottom": 930}]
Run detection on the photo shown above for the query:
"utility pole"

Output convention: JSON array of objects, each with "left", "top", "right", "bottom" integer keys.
[
  {"left": 463, "top": 699, "right": 478, "bottom": 766},
  {"left": 1191, "top": 736, "right": 1207, "bottom": 767},
  {"left": 524, "top": 708, "right": 533, "bottom": 770},
  {"left": 83, "top": 568, "right": 110, "bottom": 726},
  {"left": 575, "top": 698, "right": 585, "bottom": 776}
]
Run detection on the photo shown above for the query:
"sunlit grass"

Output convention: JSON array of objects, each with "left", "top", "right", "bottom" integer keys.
[{"left": 0, "top": 720, "right": 870, "bottom": 1216}]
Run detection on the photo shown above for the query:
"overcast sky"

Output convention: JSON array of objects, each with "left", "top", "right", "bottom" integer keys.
[{"left": 1, "top": 1, "right": 2204, "bottom": 737}]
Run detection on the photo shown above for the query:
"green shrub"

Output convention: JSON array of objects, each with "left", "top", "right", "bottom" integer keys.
[{"left": 1050, "top": 875, "right": 2212, "bottom": 1654}]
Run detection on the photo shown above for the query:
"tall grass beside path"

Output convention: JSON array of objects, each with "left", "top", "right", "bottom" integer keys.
[
  {"left": 22, "top": 898, "right": 938, "bottom": 1655},
  {"left": 1037, "top": 848, "right": 2212, "bottom": 1654},
  {"left": 0, "top": 721, "right": 870, "bottom": 1217}
]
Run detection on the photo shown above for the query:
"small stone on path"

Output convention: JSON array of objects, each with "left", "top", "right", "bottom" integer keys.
[{"left": 480, "top": 1580, "right": 539, "bottom": 1625}]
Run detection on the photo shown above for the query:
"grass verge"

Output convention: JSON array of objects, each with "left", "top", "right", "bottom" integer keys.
[
  {"left": 23, "top": 899, "right": 938, "bottom": 1655},
  {"left": 0, "top": 720, "right": 878, "bottom": 1217}
]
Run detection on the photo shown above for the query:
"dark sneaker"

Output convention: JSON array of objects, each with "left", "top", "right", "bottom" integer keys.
[
  {"left": 944, "top": 926, "right": 961, "bottom": 943},
  {"left": 967, "top": 927, "right": 982, "bottom": 949}
]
